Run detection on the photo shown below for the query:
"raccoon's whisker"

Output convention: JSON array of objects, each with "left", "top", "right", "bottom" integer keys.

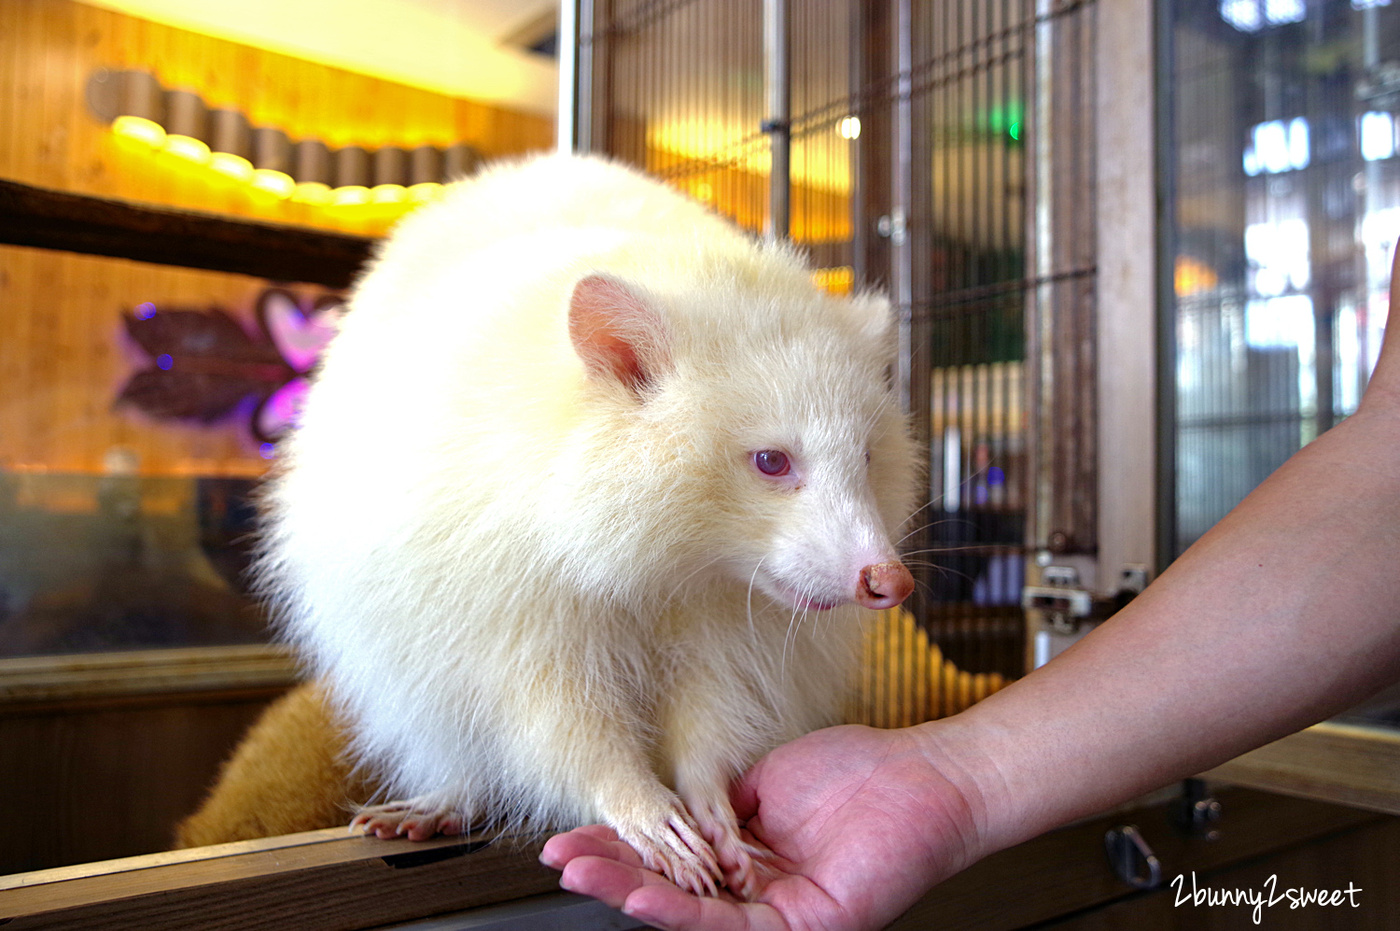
[
  {"left": 899, "top": 497, "right": 941, "bottom": 527},
  {"left": 662, "top": 554, "right": 727, "bottom": 607},
  {"left": 896, "top": 513, "right": 987, "bottom": 547},
  {"left": 746, "top": 558, "right": 765, "bottom": 639},
  {"left": 900, "top": 562, "right": 980, "bottom": 587},
  {"left": 899, "top": 544, "right": 1014, "bottom": 558},
  {"left": 781, "top": 592, "right": 810, "bottom": 681}
]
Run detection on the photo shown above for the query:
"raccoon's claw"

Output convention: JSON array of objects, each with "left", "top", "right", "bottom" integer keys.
[
  {"left": 691, "top": 801, "right": 776, "bottom": 901},
  {"left": 351, "top": 798, "right": 462, "bottom": 841},
  {"left": 617, "top": 809, "right": 723, "bottom": 897},
  {"left": 722, "top": 836, "right": 780, "bottom": 902}
]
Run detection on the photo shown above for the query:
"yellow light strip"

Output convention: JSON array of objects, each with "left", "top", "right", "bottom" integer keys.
[
  {"left": 163, "top": 133, "right": 212, "bottom": 165},
  {"left": 251, "top": 168, "right": 296, "bottom": 199},
  {"left": 112, "top": 114, "right": 166, "bottom": 147},
  {"left": 109, "top": 114, "right": 450, "bottom": 216}
]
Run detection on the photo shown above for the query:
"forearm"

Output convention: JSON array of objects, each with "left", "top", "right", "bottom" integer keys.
[{"left": 923, "top": 395, "right": 1400, "bottom": 859}]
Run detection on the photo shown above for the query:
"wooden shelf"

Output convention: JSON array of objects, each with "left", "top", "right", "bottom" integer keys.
[
  {"left": 0, "top": 646, "right": 297, "bottom": 711},
  {"left": 0, "top": 828, "right": 561, "bottom": 930},
  {"left": 0, "top": 787, "right": 1389, "bottom": 930},
  {"left": 1206, "top": 720, "right": 1400, "bottom": 817},
  {"left": 0, "top": 179, "right": 374, "bottom": 289}
]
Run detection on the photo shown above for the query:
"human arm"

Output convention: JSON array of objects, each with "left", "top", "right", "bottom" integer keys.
[{"left": 542, "top": 261, "right": 1400, "bottom": 930}]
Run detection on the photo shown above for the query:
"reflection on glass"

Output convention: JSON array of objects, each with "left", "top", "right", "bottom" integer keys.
[
  {"left": 0, "top": 246, "right": 285, "bottom": 659},
  {"left": 1170, "top": 0, "right": 1396, "bottom": 554},
  {"left": 0, "top": 471, "right": 266, "bottom": 658}
]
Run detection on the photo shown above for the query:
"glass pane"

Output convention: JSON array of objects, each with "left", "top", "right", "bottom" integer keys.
[
  {"left": 0, "top": 245, "right": 340, "bottom": 657},
  {"left": 1170, "top": 0, "right": 1395, "bottom": 555},
  {"left": 0, "top": 2, "right": 557, "bottom": 659}
]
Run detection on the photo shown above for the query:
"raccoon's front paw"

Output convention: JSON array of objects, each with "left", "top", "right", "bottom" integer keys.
[
  {"left": 611, "top": 805, "right": 723, "bottom": 897},
  {"left": 350, "top": 797, "right": 464, "bottom": 841},
  {"left": 688, "top": 794, "right": 777, "bottom": 901}
]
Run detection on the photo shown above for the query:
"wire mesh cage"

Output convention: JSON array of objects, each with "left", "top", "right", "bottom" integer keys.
[{"left": 572, "top": 0, "right": 1100, "bottom": 722}]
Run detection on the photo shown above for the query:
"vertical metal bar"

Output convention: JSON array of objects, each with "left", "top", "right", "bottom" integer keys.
[
  {"left": 893, "top": 0, "right": 915, "bottom": 414},
  {"left": 557, "top": 0, "right": 581, "bottom": 153},
  {"left": 764, "top": 0, "right": 791, "bottom": 241},
  {"left": 894, "top": 0, "right": 934, "bottom": 632},
  {"left": 1155, "top": 0, "right": 1179, "bottom": 570},
  {"left": 1025, "top": 0, "right": 1054, "bottom": 555},
  {"left": 854, "top": 2, "right": 892, "bottom": 293},
  {"left": 570, "top": 0, "right": 601, "bottom": 154},
  {"left": 578, "top": 0, "right": 610, "bottom": 156}
]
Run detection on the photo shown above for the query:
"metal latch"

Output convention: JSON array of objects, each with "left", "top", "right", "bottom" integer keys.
[
  {"left": 1104, "top": 824, "right": 1162, "bottom": 890},
  {"left": 1021, "top": 565, "right": 1095, "bottom": 633},
  {"left": 875, "top": 209, "right": 906, "bottom": 245},
  {"left": 1170, "top": 778, "right": 1223, "bottom": 841}
]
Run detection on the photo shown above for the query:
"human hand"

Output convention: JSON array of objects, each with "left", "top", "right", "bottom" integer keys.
[{"left": 540, "top": 723, "right": 987, "bottom": 931}]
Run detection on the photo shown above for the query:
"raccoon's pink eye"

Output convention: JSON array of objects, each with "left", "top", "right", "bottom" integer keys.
[{"left": 753, "top": 449, "right": 791, "bottom": 476}]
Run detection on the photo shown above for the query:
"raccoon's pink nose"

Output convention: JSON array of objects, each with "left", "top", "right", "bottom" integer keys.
[{"left": 856, "top": 561, "right": 914, "bottom": 609}]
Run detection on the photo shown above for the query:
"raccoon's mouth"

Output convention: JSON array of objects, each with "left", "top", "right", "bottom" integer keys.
[{"left": 766, "top": 580, "right": 843, "bottom": 613}]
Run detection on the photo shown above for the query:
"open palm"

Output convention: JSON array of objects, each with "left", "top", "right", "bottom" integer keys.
[{"left": 542, "top": 723, "right": 983, "bottom": 931}]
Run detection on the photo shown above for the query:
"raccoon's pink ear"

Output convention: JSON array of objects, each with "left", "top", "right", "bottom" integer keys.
[{"left": 568, "top": 274, "right": 670, "bottom": 395}]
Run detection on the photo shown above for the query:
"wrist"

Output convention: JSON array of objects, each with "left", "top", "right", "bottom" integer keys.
[{"left": 905, "top": 702, "right": 1039, "bottom": 869}]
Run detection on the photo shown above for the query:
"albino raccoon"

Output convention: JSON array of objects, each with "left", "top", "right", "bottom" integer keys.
[{"left": 256, "top": 154, "right": 918, "bottom": 897}]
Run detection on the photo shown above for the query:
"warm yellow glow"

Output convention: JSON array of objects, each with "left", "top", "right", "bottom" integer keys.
[
  {"left": 693, "top": 181, "right": 714, "bottom": 202},
  {"left": 163, "top": 134, "right": 212, "bottom": 165},
  {"left": 291, "top": 181, "right": 333, "bottom": 205},
  {"left": 1175, "top": 256, "right": 1219, "bottom": 296},
  {"left": 251, "top": 168, "right": 296, "bottom": 199},
  {"left": 330, "top": 185, "right": 372, "bottom": 207},
  {"left": 370, "top": 183, "right": 408, "bottom": 204},
  {"left": 80, "top": 0, "right": 559, "bottom": 117},
  {"left": 838, "top": 116, "right": 861, "bottom": 140},
  {"left": 112, "top": 114, "right": 166, "bottom": 147},
  {"left": 209, "top": 152, "right": 254, "bottom": 182},
  {"left": 647, "top": 122, "right": 852, "bottom": 195},
  {"left": 408, "top": 182, "right": 444, "bottom": 203},
  {"left": 813, "top": 266, "right": 854, "bottom": 295},
  {"left": 106, "top": 101, "right": 464, "bottom": 217}
]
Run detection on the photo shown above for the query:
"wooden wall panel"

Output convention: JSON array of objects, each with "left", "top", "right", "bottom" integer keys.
[
  {"left": 0, "top": 690, "right": 285, "bottom": 874},
  {"left": 0, "top": 0, "right": 554, "bottom": 477},
  {"left": 0, "top": 243, "right": 300, "bottom": 476},
  {"left": 0, "top": 0, "right": 554, "bottom": 236}
]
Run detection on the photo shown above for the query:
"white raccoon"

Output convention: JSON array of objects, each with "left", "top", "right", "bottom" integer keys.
[{"left": 257, "top": 154, "right": 918, "bottom": 897}]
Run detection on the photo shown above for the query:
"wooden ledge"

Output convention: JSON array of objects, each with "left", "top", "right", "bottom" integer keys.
[
  {"left": 0, "top": 645, "right": 298, "bottom": 709},
  {"left": 1205, "top": 720, "right": 1400, "bottom": 816},
  {"left": 0, "top": 828, "right": 560, "bottom": 930},
  {"left": 0, "top": 179, "right": 375, "bottom": 288}
]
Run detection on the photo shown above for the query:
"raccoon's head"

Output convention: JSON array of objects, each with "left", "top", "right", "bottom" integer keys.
[{"left": 567, "top": 271, "right": 918, "bottom": 613}]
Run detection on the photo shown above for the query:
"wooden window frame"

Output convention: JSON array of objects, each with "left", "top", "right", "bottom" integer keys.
[{"left": 3, "top": 157, "right": 1398, "bottom": 924}]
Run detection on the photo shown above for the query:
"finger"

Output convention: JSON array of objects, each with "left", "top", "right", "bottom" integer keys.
[
  {"left": 557, "top": 853, "right": 681, "bottom": 911},
  {"left": 622, "top": 883, "right": 787, "bottom": 931},
  {"left": 540, "top": 826, "right": 642, "bottom": 871}
]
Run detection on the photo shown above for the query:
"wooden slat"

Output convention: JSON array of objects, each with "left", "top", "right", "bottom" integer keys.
[
  {"left": 0, "top": 788, "right": 1389, "bottom": 931},
  {"left": 0, "top": 179, "right": 375, "bottom": 288},
  {"left": 0, "top": 829, "right": 559, "bottom": 931},
  {"left": 0, "top": 645, "right": 297, "bottom": 708},
  {"left": 0, "top": 694, "right": 284, "bottom": 873},
  {"left": 0, "top": 0, "right": 552, "bottom": 232},
  {"left": 1205, "top": 721, "right": 1400, "bottom": 817}
]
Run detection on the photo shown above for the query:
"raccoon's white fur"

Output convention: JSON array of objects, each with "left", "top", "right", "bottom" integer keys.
[{"left": 258, "top": 154, "right": 918, "bottom": 897}]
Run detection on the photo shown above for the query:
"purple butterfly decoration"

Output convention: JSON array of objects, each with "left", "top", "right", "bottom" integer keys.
[
  {"left": 118, "top": 288, "right": 341, "bottom": 445},
  {"left": 251, "top": 291, "right": 340, "bottom": 442}
]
